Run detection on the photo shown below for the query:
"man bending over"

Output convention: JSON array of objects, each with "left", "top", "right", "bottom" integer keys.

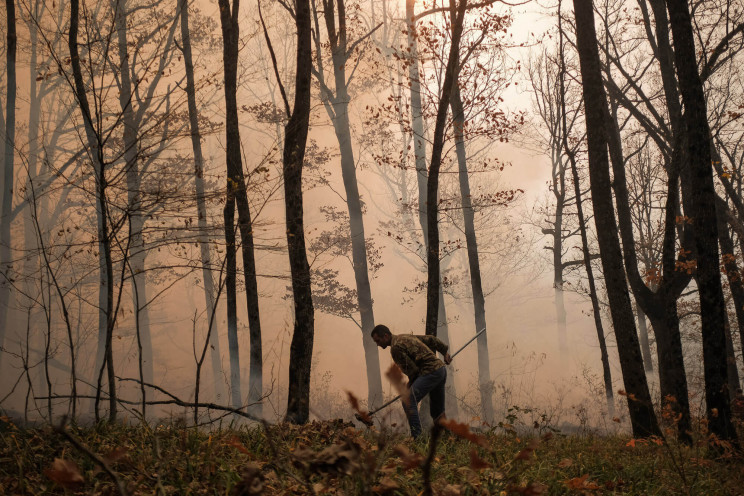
[{"left": 371, "top": 324, "right": 452, "bottom": 438}]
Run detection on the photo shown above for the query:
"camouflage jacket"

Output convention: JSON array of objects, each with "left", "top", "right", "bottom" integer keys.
[{"left": 390, "top": 334, "right": 448, "bottom": 383}]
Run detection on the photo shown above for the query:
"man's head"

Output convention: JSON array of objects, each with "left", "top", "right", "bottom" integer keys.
[{"left": 371, "top": 324, "right": 392, "bottom": 349}]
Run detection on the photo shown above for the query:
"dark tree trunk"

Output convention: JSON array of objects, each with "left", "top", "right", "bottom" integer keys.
[
  {"left": 217, "top": 0, "right": 263, "bottom": 416},
  {"left": 557, "top": 8, "right": 614, "bottom": 416},
  {"left": 605, "top": 96, "right": 692, "bottom": 443},
  {"left": 0, "top": 0, "right": 16, "bottom": 369},
  {"left": 180, "top": 0, "right": 226, "bottom": 403},
  {"left": 451, "top": 83, "right": 493, "bottom": 423},
  {"left": 572, "top": 0, "right": 660, "bottom": 437},
  {"left": 665, "top": 0, "right": 738, "bottom": 442},
  {"left": 424, "top": 0, "right": 467, "bottom": 336},
  {"left": 284, "top": 0, "right": 315, "bottom": 424},
  {"left": 69, "top": 0, "right": 117, "bottom": 422}
]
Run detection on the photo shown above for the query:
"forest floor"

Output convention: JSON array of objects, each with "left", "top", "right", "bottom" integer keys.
[{"left": 1, "top": 415, "right": 744, "bottom": 495}]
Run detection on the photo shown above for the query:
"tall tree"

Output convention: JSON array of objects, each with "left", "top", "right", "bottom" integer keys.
[
  {"left": 0, "top": 0, "right": 16, "bottom": 369},
  {"left": 665, "top": 0, "right": 738, "bottom": 442},
  {"left": 68, "top": 0, "right": 117, "bottom": 421},
  {"left": 310, "top": 0, "right": 383, "bottom": 407},
  {"left": 280, "top": 0, "right": 315, "bottom": 424},
  {"left": 572, "top": 0, "right": 660, "bottom": 438},
  {"left": 179, "top": 0, "right": 226, "bottom": 404},
  {"left": 217, "top": 0, "right": 264, "bottom": 416}
]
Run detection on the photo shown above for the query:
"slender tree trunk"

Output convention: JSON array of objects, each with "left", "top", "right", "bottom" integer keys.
[
  {"left": 224, "top": 195, "right": 241, "bottom": 411},
  {"left": 330, "top": 107, "right": 383, "bottom": 407},
  {"left": 405, "top": 0, "right": 428, "bottom": 241},
  {"left": 217, "top": 0, "right": 263, "bottom": 416},
  {"left": 68, "top": 0, "right": 116, "bottom": 421},
  {"left": 558, "top": 12, "right": 614, "bottom": 415},
  {"left": 424, "top": 0, "right": 466, "bottom": 336},
  {"left": 405, "top": 0, "right": 460, "bottom": 415},
  {"left": 284, "top": 0, "right": 314, "bottom": 424},
  {"left": 451, "top": 84, "right": 493, "bottom": 423},
  {"left": 114, "top": 0, "right": 154, "bottom": 390},
  {"left": 313, "top": 3, "right": 383, "bottom": 404},
  {"left": 717, "top": 195, "right": 744, "bottom": 366},
  {"left": 665, "top": 0, "right": 738, "bottom": 442},
  {"left": 0, "top": 0, "right": 17, "bottom": 369},
  {"left": 573, "top": 0, "right": 660, "bottom": 437},
  {"left": 180, "top": 0, "right": 226, "bottom": 403}
]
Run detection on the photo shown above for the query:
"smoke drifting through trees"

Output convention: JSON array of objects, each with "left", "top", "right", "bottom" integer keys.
[{"left": 0, "top": 0, "right": 743, "bottom": 446}]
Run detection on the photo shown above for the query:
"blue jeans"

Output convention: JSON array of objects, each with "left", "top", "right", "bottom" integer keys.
[{"left": 402, "top": 366, "right": 447, "bottom": 438}]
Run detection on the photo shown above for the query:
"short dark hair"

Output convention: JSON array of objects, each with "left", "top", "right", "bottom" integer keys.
[{"left": 371, "top": 324, "right": 391, "bottom": 338}]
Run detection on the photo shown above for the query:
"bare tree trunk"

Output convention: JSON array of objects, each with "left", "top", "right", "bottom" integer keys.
[
  {"left": 451, "top": 83, "right": 492, "bottom": 423},
  {"left": 114, "top": 0, "right": 154, "bottom": 390},
  {"left": 0, "top": 0, "right": 17, "bottom": 369},
  {"left": 68, "top": 0, "right": 117, "bottom": 422},
  {"left": 284, "top": 0, "right": 314, "bottom": 424},
  {"left": 665, "top": 0, "right": 738, "bottom": 442},
  {"left": 424, "top": 0, "right": 466, "bottom": 336},
  {"left": 572, "top": 0, "right": 660, "bottom": 437},
  {"left": 217, "top": 0, "right": 263, "bottom": 416},
  {"left": 558, "top": 10, "right": 614, "bottom": 416},
  {"left": 179, "top": 0, "right": 226, "bottom": 404},
  {"left": 404, "top": 0, "right": 460, "bottom": 417},
  {"left": 311, "top": 0, "right": 383, "bottom": 405},
  {"left": 724, "top": 315, "right": 741, "bottom": 394}
]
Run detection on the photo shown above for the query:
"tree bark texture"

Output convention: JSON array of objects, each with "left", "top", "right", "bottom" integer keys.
[
  {"left": 572, "top": 0, "right": 660, "bottom": 437},
  {"left": 284, "top": 0, "right": 315, "bottom": 424},
  {"left": 557, "top": 8, "right": 614, "bottom": 416},
  {"left": 424, "top": 0, "right": 467, "bottom": 336},
  {"left": 217, "top": 0, "right": 263, "bottom": 416},
  {"left": 665, "top": 0, "right": 738, "bottom": 442}
]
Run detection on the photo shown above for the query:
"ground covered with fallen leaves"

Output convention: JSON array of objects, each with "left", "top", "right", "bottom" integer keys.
[{"left": 2, "top": 416, "right": 743, "bottom": 495}]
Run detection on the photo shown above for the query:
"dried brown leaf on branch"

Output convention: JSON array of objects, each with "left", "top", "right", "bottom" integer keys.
[
  {"left": 563, "top": 473, "right": 601, "bottom": 491},
  {"left": 469, "top": 448, "right": 492, "bottom": 470},
  {"left": 385, "top": 364, "right": 411, "bottom": 406},
  {"left": 514, "top": 438, "right": 540, "bottom": 461},
  {"left": 438, "top": 418, "right": 488, "bottom": 448},
  {"left": 92, "top": 447, "right": 129, "bottom": 475},
  {"left": 44, "top": 458, "right": 84, "bottom": 488},
  {"left": 392, "top": 444, "right": 424, "bottom": 470},
  {"left": 346, "top": 390, "right": 373, "bottom": 425},
  {"left": 372, "top": 476, "right": 400, "bottom": 494}
]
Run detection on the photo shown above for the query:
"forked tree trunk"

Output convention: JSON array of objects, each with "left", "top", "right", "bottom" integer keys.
[
  {"left": 217, "top": 0, "right": 263, "bottom": 416},
  {"left": 573, "top": 0, "right": 660, "bottom": 437},
  {"left": 114, "top": 0, "right": 154, "bottom": 389},
  {"left": 665, "top": 0, "right": 738, "bottom": 442},
  {"left": 557, "top": 10, "right": 614, "bottom": 416},
  {"left": 312, "top": 0, "right": 383, "bottom": 405}
]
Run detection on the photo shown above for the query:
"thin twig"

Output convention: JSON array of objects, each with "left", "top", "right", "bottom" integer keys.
[{"left": 54, "top": 417, "right": 128, "bottom": 496}]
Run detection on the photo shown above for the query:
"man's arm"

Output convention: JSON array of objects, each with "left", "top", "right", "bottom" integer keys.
[{"left": 391, "top": 347, "right": 420, "bottom": 383}]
